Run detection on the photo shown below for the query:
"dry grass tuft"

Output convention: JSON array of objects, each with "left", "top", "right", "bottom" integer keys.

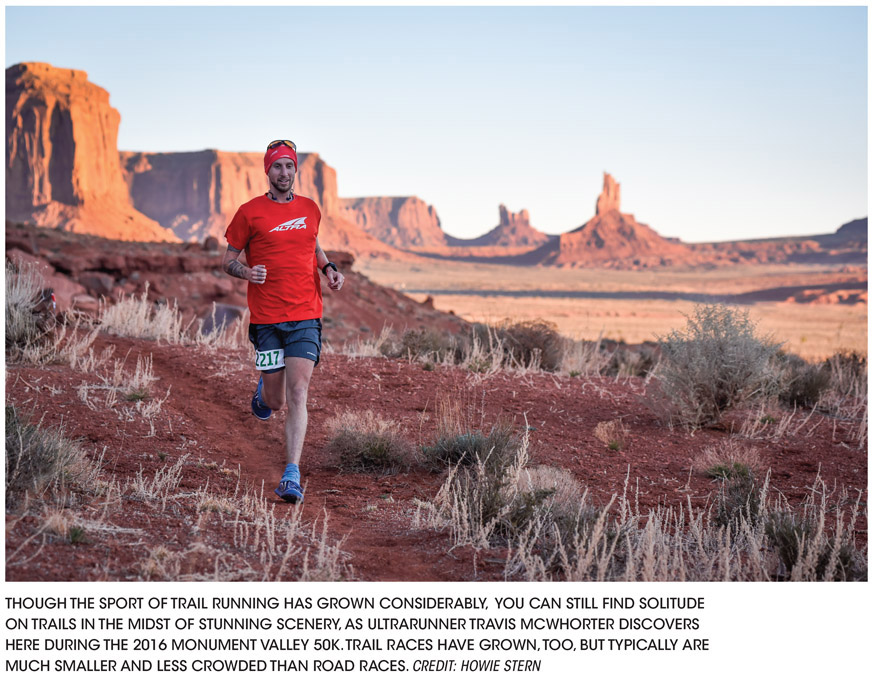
[
  {"left": 5, "top": 260, "right": 52, "bottom": 362},
  {"left": 129, "top": 454, "right": 189, "bottom": 509},
  {"left": 593, "top": 418, "right": 630, "bottom": 451},
  {"left": 695, "top": 439, "right": 763, "bottom": 480},
  {"left": 559, "top": 335, "right": 610, "bottom": 377},
  {"left": 342, "top": 326, "right": 396, "bottom": 358},
  {"left": 327, "top": 410, "right": 417, "bottom": 473},
  {"left": 99, "top": 286, "right": 191, "bottom": 342},
  {"left": 5, "top": 404, "right": 101, "bottom": 508},
  {"left": 136, "top": 481, "right": 352, "bottom": 582}
]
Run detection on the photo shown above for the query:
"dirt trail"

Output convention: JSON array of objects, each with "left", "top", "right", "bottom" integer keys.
[{"left": 136, "top": 338, "right": 476, "bottom": 581}]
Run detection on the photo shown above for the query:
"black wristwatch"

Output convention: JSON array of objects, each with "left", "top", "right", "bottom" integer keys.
[{"left": 321, "top": 262, "right": 338, "bottom": 276}]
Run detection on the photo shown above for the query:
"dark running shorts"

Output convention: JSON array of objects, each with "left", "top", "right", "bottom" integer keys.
[{"left": 248, "top": 319, "right": 322, "bottom": 373}]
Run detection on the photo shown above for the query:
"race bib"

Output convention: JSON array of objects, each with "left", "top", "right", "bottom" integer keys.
[{"left": 255, "top": 349, "right": 283, "bottom": 371}]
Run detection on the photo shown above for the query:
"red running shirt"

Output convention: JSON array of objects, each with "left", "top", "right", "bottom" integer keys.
[{"left": 224, "top": 195, "right": 322, "bottom": 324}]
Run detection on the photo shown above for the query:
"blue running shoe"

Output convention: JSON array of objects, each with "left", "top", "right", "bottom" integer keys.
[
  {"left": 275, "top": 479, "right": 304, "bottom": 504},
  {"left": 251, "top": 376, "right": 272, "bottom": 420}
]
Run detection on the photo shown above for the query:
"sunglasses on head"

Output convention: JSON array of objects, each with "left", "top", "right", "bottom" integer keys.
[{"left": 267, "top": 139, "right": 297, "bottom": 152}]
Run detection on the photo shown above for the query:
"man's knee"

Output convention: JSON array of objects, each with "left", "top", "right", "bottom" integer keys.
[
  {"left": 284, "top": 360, "right": 314, "bottom": 406},
  {"left": 287, "top": 381, "right": 310, "bottom": 407}
]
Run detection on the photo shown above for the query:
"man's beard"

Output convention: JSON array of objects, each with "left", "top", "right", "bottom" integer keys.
[{"left": 270, "top": 175, "right": 294, "bottom": 197}]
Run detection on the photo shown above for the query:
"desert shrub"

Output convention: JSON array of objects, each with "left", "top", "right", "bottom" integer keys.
[
  {"left": 512, "top": 466, "right": 614, "bottom": 563},
  {"left": 430, "top": 425, "right": 533, "bottom": 547},
  {"left": 396, "top": 328, "right": 456, "bottom": 360},
  {"left": 419, "top": 434, "right": 865, "bottom": 581},
  {"left": 452, "top": 321, "right": 565, "bottom": 373},
  {"left": 497, "top": 319, "right": 565, "bottom": 371},
  {"left": 5, "top": 404, "right": 95, "bottom": 507},
  {"left": 422, "top": 421, "right": 519, "bottom": 472},
  {"left": 327, "top": 410, "right": 416, "bottom": 474},
  {"left": 423, "top": 390, "right": 508, "bottom": 469},
  {"left": 697, "top": 441, "right": 764, "bottom": 528},
  {"left": 713, "top": 474, "right": 763, "bottom": 529},
  {"left": 650, "top": 304, "right": 781, "bottom": 429},
  {"left": 776, "top": 353, "right": 831, "bottom": 408}
]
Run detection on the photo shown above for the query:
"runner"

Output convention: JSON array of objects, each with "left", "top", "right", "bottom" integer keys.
[{"left": 222, "top": 139, "right": 345, "bottom": 504}]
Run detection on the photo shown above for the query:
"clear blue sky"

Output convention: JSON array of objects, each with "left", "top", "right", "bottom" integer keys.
[{"left": 5, "top": 5, "right": 867, "bottom": 242}]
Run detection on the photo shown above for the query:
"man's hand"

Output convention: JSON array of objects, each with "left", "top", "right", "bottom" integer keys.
[
  {"left": 222, "top": 245, "right": 266, "bottom": 283},
  {"left": 249, "top": 264, "right": 267, "bottom": 284},
  {"left": 326, "top": 268, "right": 344, "bottom": 291}
]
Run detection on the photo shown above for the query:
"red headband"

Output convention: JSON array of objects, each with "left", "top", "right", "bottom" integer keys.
[{"left": 264, "top": 146, "right": 298, "bottom": 174}]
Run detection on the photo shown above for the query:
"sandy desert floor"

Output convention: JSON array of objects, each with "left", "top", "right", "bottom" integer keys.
[{"left": 358, "top": 260, "right": 868, "bottom": 360}]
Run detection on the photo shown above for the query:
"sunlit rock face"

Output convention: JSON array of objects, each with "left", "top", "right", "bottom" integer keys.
[
  {"left": 6, "top": 62, "right": 176, "bottom": 242},
  {"left": 340, "top": 196, "right": 447, "bottom": 248}
]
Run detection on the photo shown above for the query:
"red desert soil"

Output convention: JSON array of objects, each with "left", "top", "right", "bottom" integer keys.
[{"left": 5, "top": 334, "right": 867, "bottom": 581}]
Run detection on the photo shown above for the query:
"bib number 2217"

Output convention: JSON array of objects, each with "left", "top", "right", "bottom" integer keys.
[{"left": 255, "top": 349, "right": 283, "bottom": 371}]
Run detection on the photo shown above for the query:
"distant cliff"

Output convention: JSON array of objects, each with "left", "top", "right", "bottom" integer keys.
[
  {"left": 340, "top": 196, "right": 446, "bottom": 248},
  {"left": 6, "top": 62, "right": 176, "bottom": 241},
  {"left": 121, "top": 150, "right": 341, "bottom": 242}
]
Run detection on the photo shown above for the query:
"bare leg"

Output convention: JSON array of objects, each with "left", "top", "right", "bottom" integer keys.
[
  {"left": 283, "top": 357, "right": 315, "bottom": 465},
  {"left": 259, "top": 369, "right": 287, "bottom": 411}
]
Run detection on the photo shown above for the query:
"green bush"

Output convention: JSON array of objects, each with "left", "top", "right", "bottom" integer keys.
[
  {"left": 422, "top": 421, "right": 518, "bottom": 472},
  {"left": 651, "top": 304, "right": 781, "bottom": 429}
]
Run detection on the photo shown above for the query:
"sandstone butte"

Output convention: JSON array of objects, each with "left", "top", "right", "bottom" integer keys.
[
  {"left": 6, "top": 62, "right": 176, "bottom": 242},
  {"left": 446, "top": 205, "right": 552, "bottom": 249},
  {"left": 340, "top": 196, "right": 447, "bottom": 248},
  {"left": 536, "top": 173, "right": 695, "bottom": 268}
]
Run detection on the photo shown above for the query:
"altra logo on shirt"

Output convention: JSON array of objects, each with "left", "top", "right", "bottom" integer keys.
[{"left": 270, "top": 217, "right": 308, "bottom": 232}]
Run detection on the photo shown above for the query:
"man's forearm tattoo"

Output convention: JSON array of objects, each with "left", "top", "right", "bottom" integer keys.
[{"left": 225, "top": 260, "right": 249, "bottom": 280}]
